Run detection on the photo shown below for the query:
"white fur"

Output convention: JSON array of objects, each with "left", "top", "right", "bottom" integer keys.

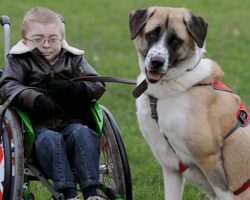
[{"left": 145, "top": 33, "right": 169, "bottom": 74}]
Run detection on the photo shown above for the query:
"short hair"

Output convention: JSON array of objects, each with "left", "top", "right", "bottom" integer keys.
[{"left": 21, "top": 7, "right": 64, "bottom": 38}]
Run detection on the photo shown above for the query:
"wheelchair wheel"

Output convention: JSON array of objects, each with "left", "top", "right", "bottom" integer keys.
[
  {"left": 99, "top": 106, "right": 132, "bottom": 200},
  {"left": 0, "top": 116, "right": 12, "bottom": 200},
  {"left": 0, "top": 107, "right": 24, "bottom": 200}
]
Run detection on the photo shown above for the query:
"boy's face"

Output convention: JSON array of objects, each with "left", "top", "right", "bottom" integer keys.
[{"left": 24, "top": 22, "right": 63, "bottom": 64}]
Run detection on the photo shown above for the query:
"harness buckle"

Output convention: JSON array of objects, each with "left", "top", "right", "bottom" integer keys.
[
  {"left": 149, "top": 95, "right": 158, "bottom": 121},
  {"left": 151, "top": 113, "right": 158, "bottom": 120},
  {"left": 238, "top": 110, "right": 248, "bottom": 126}
]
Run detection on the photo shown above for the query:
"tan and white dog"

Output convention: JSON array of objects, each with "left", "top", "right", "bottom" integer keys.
[{"left": 129, "top": 6, "right": 250, "bottom": 200}]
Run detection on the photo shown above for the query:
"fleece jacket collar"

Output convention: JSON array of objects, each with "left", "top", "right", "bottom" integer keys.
[{"left": 9, "top": 39, "right": 84, "bottom": 55}]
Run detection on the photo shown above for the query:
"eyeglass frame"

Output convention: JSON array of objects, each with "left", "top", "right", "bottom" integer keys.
[{"left": 24, "top": 38, "right": 62, "bottom": 46}]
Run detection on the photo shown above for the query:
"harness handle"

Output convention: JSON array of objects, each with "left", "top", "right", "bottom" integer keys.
[
  {"left": 0, "top": 15, "right": 10, "bottom": 25},
  {"left": 0, "top": 15, "right": 11, "bottom": 64}
]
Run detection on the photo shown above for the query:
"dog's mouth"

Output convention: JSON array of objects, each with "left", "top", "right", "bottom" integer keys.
[{"left": 146, "top": 70, "right": 163, "bottom": 83}]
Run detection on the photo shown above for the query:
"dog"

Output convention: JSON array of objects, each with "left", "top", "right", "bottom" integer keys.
[{"left": 129, "top": 6, "right": 250, "bottom": 200}]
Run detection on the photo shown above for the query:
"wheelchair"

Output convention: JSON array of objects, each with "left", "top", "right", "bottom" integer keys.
[{"left": 0, "top": 15, "right": 132, "bottom": 200}]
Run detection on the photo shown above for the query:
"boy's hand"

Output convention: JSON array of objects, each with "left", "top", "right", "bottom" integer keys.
[
  {"left": 45, "top": 80, "right": 90, "bottom": 115},
  {"left": 33, "top": 95, "right": 55, "bottom": 118},
  {"left": 46, "top": 80, "right": 88, "bottom": 98}
]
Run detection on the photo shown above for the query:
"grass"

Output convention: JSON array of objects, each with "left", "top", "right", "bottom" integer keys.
[{"left": 1, "top": 0, "right": 250, "bottom": 199}]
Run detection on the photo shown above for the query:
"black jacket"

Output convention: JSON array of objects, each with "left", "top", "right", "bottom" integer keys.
[{"left": 0, "top": 40, "right": 105, "bottom": 128}]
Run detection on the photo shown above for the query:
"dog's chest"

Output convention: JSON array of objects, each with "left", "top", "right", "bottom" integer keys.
[
  {"left": 137, "top": 93, "right": 193, "bottom": 161},
  {"left": 157, "top": 95, "right": 190, "bottom": 150}
]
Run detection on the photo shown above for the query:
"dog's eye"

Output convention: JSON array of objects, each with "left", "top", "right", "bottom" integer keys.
[
  {"left": 145, "top": 27, "right": 161, "bottom": 42},
  {"left": 168, "top": 35, "right": 183, "bottom": 48}
]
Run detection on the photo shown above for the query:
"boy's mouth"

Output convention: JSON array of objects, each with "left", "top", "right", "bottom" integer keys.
[
  {"left": 42, "top": 53, "right": 51, "bottom": 56},
  {"left": 43, "top": 54, "right": 53, "bottom": 59}
]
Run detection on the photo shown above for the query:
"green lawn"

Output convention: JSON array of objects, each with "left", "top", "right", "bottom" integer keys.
[{"left": 1, "top": 0, "right": 250, "bottom": 199}]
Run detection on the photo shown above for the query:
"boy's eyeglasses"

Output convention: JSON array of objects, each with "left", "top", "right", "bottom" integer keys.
[{"left": 25, "top": 38, "right": 62, "bottom": 46}]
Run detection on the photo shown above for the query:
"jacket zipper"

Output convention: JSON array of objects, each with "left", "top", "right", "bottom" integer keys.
[
  {"left": 50, "top": 70, "right": 55, "bottom": 79},
  {"left": 31, "top": 50, "right": 66, "bottom": 128},
  {"left": 32, "top": 54, "right": 57, "bottom": 127}
]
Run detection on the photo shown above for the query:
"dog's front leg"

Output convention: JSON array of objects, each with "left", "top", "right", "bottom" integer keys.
[
  {"left": 185, "top": 165, "right": 217, "bottom": 199},
  {"left": 162, "top": 166, "right": 184, "bottom": 200},
  {"left": 199, "top": 153, "right": 235, "bottom": 200}
]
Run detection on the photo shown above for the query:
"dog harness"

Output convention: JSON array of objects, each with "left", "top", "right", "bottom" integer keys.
[
  {"left": 211, "top": 81, "right": 250, "bottom": 140},
  {"left": 149, "top": 80, "right": 250, "bottom": 195},
  {"left": 212, "top": 81, "right": 250, "bottom": 196},
  {"left": 148, "top": 95, "right": 189, "bottom": 173}
]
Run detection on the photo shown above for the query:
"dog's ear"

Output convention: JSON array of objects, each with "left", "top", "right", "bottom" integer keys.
[
  {"left": 129, "top": 7, "right": 156, "bottom": 40},
  {"left": 184, "top": 12, "right": 208, "bottom": 48}
]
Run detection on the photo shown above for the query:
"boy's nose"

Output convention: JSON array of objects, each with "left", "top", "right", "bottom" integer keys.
[{"left": 43, "top": 40, "right": 51, "bottom": 47}]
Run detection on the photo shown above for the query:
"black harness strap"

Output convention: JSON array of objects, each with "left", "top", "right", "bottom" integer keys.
[
  {"left": 149, "top": 95, "right": 158, "bottom": 122},
  {"left": 148, "top": 95, "right": 181, "bottom": 160},
  {"left": 223, "top": 119, "right": 242, "bottom": 140},
  {"left": 133, "top": 79, "right": 148, "bottom": 98}
]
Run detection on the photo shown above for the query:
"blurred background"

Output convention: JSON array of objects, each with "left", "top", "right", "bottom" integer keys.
[{"left": 1, "top": 0, "right": 250, "bottom": 199}]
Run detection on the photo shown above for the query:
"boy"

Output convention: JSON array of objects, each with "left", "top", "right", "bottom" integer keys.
[{"left": 0, "top": 7, "right": 106, "bottom": 200}]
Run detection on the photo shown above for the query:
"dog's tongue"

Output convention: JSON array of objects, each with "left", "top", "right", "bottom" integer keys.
[{"left": 147, "top": 71, "right": 161, "bottom": 81}]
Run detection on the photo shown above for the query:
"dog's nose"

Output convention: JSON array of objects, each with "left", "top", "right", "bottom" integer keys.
[{"left": 150, "top": 56, "right": 165, "bottom": 68}]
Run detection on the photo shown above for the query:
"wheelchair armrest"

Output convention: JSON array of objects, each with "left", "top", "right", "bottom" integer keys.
[
  {"left": 90, "top": 101, "right": 103, "bottom": 134},
  {"left": 15, "top": 108, "right": 35, "bottom": 157}
]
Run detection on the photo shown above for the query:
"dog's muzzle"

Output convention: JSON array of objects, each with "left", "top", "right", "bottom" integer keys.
[
  {"left": 146, "top": 56, "right": 166, "bottom": 83},
  {"left": 150, "top": 56, "right": 165, "bottom": 69}
]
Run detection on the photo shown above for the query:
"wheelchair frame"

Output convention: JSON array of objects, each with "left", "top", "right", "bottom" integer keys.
[{"left": 0, "top": 15, "right": 132, "bottom": 200}]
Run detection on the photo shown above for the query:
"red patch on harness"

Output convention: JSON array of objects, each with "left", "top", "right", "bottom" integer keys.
[
  {"left": 213, "top": 81, "right": 250, "bottom": 126},
  {"left": 212, "top": 81, "right": 233, "bottom": 92},
  {"left": 233, "top": 180, "right": 250, "bottom": 195},
  {"left": 179, "top": 161, "right": 188, "bottom": 173}
]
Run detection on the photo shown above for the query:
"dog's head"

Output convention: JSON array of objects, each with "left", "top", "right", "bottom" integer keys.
[{"left": 129, "top": 7, "right": 208, "bottom": 82}]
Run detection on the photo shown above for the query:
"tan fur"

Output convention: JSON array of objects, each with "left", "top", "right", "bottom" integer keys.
[
  {"left": 188, "top": 63, "right": 250, "bottom": 197},
  {"left": 186, "top": 64, "right": 241, "bottom": 167},
  {"left": 180, "top": 63, "right": 250, "bottom": 199},
  {"left": 199, "top": 60, "right": 224, "bottom": 84},
  {"left": 224, "top": 127, "right": 250, "bottom": 191}
]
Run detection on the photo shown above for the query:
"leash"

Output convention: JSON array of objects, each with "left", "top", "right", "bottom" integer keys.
[
  {"left": 0, "top": 76, "right": 137, "bottom": 118},
  {"left": 132, "top": 79, "right": 148, "bottom": 98},
  {"left": 72, "top": 75, "right": 136, "bottom": 85}
]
